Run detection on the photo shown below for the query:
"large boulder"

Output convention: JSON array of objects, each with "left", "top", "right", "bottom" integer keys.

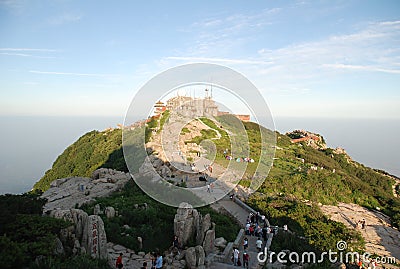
[
  {"left": 50, "top": 208, "right": 108, "bottom": 259},
  {"left": 185, "top": 247, "right": 197, "bottom": 269},
  {"left": 42, "top": 169, "right": 131, "bottom": 212},
  {"left": 93, "top": 204, "right": 101, "bottom": 215},
  {"left": 214, "top": 237, "right": 227, "bottom": 249},
  {"left": 174, "top": 203, "right": 200, "bottom": 246},
  {"left": 184, "top": 246, "right": 205, "bottom": 269},
  {"left": 104, "top": 206, "right": 116, "bottom": 218},
  {"left": 196, "top": 213, "right": 211, "bottom": 245},
  {"left": 174, "top": 203, "right": 217, "bottom": 258},
  {"left": 195, "top": 245, "right": 205, "bottom": 266},
  {"left": 202, "top": 229, "right": 215, "bottom": 256}
]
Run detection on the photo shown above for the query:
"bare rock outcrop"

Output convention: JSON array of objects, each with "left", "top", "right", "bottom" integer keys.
[
  {"left": 320, "top": 202, "right": 400, "bottom": 264},
  {"left": 174, "top": 202, "right": 216, "bottom": 268},
  {"left": 41, "top": 168, "right": 131, "bottom": 212},
  {"left": 174, "top": 202, "right": 216, "bottom": 251},
  {"left": 49, "top": 208, "right": 108, "bottom": 259},
  {"left": 185, "top": 246, "right": 206, "bottom": 269}
]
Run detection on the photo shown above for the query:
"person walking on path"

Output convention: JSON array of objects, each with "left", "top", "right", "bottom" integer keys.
[
  {"left": 233, "top": 247, "right": 240, "bottom": 266},
  {"left": 155, "top": 253, "right": 163, "bottom": 269},
  {"left": 243, "top": 237, "right": 248, "bottom": 250},
  {"left": 243, "top": 251, "right": 250, "bottom": 269},
  {"left": 116, "top": 253, "right": 123, "bottom": 269},
  {"left": 256, "top": 237, "right": 263, "bottom": 252}
]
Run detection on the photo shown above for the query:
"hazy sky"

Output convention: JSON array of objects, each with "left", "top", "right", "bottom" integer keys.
[{"left": 1, "top": 1, "right": 399, "bottom": 119}]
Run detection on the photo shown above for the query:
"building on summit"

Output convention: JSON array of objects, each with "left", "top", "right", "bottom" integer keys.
[{"left": 155, "top": 89, "right": 250, "bottom": 121}]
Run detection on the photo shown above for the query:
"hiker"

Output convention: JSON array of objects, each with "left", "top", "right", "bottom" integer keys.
[
  {"left": 250, "top": 213, "right": 255, "bottom": 224},
  {"left": 150, "top": 252, "right": 156, "bottom": 269},
  {"left": 233, "top": 247, "right": 240, "bottom": 266},
  {"left": 207, "top": 183, "right": 211, "bottom": 193},
  {"left": 262, "top": 227, "right": 268, "bottom": 241},
  {"left": 256, "top": 226, "right": 262, "bottom": 237},
  {"left": 256, "top": 237, "right": 263, "bottom": 252},
  {"left": 243, "top": 237, "right": 248, "bottom": 249},
  {"left": 357, "top": 259, "right": 362, "bottom": 269},
  {"left": 171, "top": 235, "right": 180, "bottom": 255},
  {"left": 155, "top": 253, "right": 163, "bottom": 269},
  {"left": 140, "top": 261, "right": 148, "bottom": 269},
  {"left": 116, "top": 253, "right": 123, "bottom": 269},
  {"left": 361, "top": 219, "right": 366, "bottom": 229},
  {"left": 249, "top": 225, "right": 254, "bottom": 236},
  {"left": 243, "top": 251, "right": 250, "bottom": 269},
  {"left": 245, "top": 222, "right": 250, "bottom": 235}
]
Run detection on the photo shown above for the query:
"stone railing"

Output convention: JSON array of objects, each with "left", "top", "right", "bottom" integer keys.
[{"left": 232, "top": 196, "right": 271, "bottom": 227}]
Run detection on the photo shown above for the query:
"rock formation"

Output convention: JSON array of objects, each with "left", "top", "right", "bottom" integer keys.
[
  {"left": 41, "top": 168, "right": 131, "bottom": 212},
  {"left": 185, "top": 246, "right": 206, "bottom": 269},
  {"left": 49, "top": 208, "right": 108, "bottom": 259},
  {"left": 174, "top": 203, "right": 215, "bottom": 252},
  {"left": 174, "top": 202, "right": 216, "bottom": 267}
]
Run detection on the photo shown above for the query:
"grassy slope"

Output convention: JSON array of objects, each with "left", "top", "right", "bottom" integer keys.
[{"left": 32, "top": 116, "right": 400, "bottom": 255}]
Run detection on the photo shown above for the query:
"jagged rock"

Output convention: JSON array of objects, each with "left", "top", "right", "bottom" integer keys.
[
  {"left": 50, "top": 208, "right": 108, "bottom": 259},
  {"left": 196, "top": 213, "right": 211, "bottom": 245},
  {"left": 214, "top": 237, "right": 227, "bottom": 249},
  {"left": 176, "top": 249, "right": 186, "bottom": 261},
  {"left": 185, "top": 247, "right": 197, "bottom": 269},
  {"left": 202, "top": 229, "right": 215, "bottom": 256},
  {"left": 87, "top": 215, "right": 108, "bottom": 258},
  {"left": 137, "top": 236, "right": 143, "bottom": 250},
  {"left": 174, "top": 203, "right": 199, "bottom": 246},
  {"left": 166, "top": 255, "right": 173, "bottom": 265},
  {"left": 54, "top": 237, "right": 65, "bottom": 255},
  {"left": 42, "top": 169, "right": 130, "bottom": 212},
  {"left": 72, "top": 239, "right": 81, "bottom": 255},
  {"left": 195, "top": 245, "right": 205, "bottom": 266},
  {"left": 112, "top": 244, "right": 126, "bottom": 252},
  {"left": 94, "top": 204, "right": 101, "bottom": 215},
  {"left": 104, "top": 206, "right": 115, "bottom": 218}
]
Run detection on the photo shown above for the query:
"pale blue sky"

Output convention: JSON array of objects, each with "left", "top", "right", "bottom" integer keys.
[{"left": 1, "top": 0, "right": 399, "bottom": 118}]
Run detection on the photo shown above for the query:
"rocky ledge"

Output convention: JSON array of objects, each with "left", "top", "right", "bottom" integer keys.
[{"left": 41, "top": 168, "right": 131, "bottom": 212}]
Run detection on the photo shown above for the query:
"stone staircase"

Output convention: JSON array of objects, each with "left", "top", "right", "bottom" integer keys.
[{"left": 209, "top": 197, "right": 271, "bottom": 269}]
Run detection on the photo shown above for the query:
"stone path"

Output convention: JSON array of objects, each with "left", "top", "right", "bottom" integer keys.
[
  {"left": 392, "top": 178, "right": 400, "bottom": 198},
  {"left": 210, "top": 198, "right": 266, "bottom": 269}
]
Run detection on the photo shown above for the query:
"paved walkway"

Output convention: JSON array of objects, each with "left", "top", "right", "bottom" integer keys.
[{"left": 210, "top": 198, "right": 266, "bottom": 269}]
